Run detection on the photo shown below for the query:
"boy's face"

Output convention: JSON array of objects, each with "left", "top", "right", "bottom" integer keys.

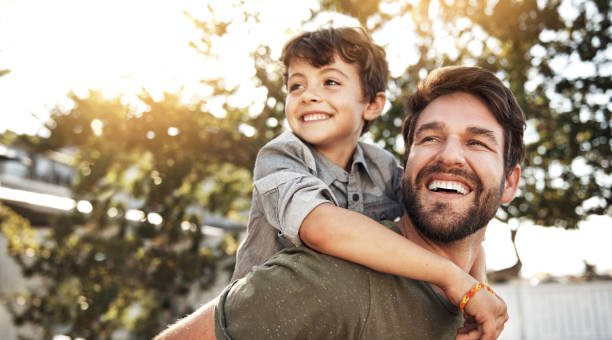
[{"left": 285, "top": 55, "right": 373, "bottom": 154}]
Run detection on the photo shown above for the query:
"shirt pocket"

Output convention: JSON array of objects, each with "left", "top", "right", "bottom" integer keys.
[{"left": 362, "top": 195, "right": 403, "bottom": 222}]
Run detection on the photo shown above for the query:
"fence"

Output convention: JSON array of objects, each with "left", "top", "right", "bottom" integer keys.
[{"left": 497, "top": 281, "right": 612, "bottom": 340}]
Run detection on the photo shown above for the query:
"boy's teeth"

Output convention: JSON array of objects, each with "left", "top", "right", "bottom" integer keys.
[
  {"left": 428, "top": 180, "right": 469, "bottom": 195},
  {"left": 303, "top": 113, "right": 329, "bottom": 122}
]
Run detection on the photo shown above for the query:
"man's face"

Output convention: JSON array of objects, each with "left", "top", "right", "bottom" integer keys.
[{"left": 402, "top": 92, "right": 519, "bottom": 243}]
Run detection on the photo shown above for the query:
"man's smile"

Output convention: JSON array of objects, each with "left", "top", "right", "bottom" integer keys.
[{"left": 427, "top": 179, "right": 471, "bottom": 195}]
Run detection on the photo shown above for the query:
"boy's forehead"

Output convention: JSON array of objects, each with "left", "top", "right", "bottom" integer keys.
[
  {"left": 287, "top": 54, "right": 336, "bottom": 70},
  {"left": 287, "top": 54, "right": 360, "bottom": 76}
]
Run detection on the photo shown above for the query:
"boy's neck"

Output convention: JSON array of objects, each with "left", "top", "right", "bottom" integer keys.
[{"left": 314, "top": 142, "right": 358, "bottom": 171}]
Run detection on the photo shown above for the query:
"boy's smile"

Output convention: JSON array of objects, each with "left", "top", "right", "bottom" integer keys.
[
  {"left": 284, "top": 55, "right": 383, "bottom": 168},
  {"left": 301, "top": 111, "right": 331, "bottom": 122}
]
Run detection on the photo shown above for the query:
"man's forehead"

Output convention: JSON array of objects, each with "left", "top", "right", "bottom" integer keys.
[{"left": 415, "top": 92, "right": 503, "bottom": 136}]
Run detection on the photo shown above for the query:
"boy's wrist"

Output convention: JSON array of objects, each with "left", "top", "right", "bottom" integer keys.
[{"left": 441, "top": 265, "right": 479, "bottom": 305}]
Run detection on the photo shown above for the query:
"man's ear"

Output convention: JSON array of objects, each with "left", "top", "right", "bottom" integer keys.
[
  {"left": 363, "top": 92, "right": 386, "bottom": 121},
  {"left": 501, "top": 165, "right": 521, "bottom": 204}
]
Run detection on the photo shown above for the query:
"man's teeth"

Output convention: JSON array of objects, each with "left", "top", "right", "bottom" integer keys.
[
  {"left": 303, "top": 113, "right": 329, "bottom": 122},
  {"left": 428, "top": 180, "right": 469, "bottom": 195}
]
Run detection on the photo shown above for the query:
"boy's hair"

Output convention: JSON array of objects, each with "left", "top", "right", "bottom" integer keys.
[
  {"left": 280, "top": 27, "right": 389, "bottom": 132},
  {"left": 402, "top": 66, "right": 526, "bottom": 176}
]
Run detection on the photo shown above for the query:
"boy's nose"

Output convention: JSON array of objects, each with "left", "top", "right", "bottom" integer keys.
[{"left": 302, "top": 89, "right": 321, "bottom": 103}]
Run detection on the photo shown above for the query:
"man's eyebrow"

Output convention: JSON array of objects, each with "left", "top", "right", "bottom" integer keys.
[
  {"left": 415, "top": 122, "right": 444, "bottom": 135},
  {"left": 467, "top": 126, "right": 500, "bottom": 146}
]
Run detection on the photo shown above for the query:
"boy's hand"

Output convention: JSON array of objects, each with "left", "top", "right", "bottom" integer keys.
[
  {"left": 457, "top": 289, "right": 507, "bottom": 340},
  {"left": 442, "top": 271, "right": 507, "bottom": 340},
  {"left": 456, "top": 315, "right": 480, "bottom": 340}
]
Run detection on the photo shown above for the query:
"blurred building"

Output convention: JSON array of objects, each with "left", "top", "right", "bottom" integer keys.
[{"left": 0, "top": 144, "right": 75, "bottom": 226}]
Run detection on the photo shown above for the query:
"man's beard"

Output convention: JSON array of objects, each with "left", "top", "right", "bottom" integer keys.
[{"left": 401, "top": 162, "right": 504, "bottom": 243}]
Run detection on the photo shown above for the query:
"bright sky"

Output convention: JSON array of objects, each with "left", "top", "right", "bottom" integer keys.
[{"left": 0, "top": 0, "right": 610, "bottom": 279}]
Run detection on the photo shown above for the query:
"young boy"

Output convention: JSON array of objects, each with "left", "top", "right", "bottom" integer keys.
[{"left": 233, "top": 26, "right": 504, "bottom": 331}]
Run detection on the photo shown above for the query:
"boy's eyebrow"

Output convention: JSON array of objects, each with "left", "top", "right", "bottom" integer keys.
[
  {"left": 319, "top": 67, "right": 349, "bottom": 79},
  {"left": 287, "top": 72, "right": 305, "bottom": 82},
  {"left": 467, "top": 126, "right": 500, "bottom": 146}
]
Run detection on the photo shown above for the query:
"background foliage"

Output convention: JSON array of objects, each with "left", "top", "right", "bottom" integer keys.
[{"left": 0, "top": 0, "right": 610, "bottom": 338}]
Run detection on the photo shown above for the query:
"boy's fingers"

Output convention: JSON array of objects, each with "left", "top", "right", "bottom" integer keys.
[
  {"left": 455, "top": 327, "right": 482, "bottom": 340},
  {"left": 480, "top": 319, "right": 497, "bottom": 340}
]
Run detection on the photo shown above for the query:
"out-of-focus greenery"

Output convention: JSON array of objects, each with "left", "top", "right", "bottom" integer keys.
[
  {"left": 0, "top": 0, "right": 609, "bottom": 338},
  {"left": 353, "top": 0, "right": 611, "bottom": 228}
]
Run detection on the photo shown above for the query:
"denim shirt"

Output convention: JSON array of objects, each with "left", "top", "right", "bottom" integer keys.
[{"left": 231, "top": 131, "right": 403, "bottom": 280}]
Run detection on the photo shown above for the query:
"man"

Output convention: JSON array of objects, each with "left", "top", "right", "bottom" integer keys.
[{"left": 155, "top": 65, "right": 525, "bottom": 340}]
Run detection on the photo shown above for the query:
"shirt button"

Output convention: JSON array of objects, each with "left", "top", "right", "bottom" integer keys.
[{"left": 352, "top": 194, "right": 360, "bottom": 201}]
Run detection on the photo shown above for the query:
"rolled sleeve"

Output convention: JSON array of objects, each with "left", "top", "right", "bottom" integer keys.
[
  {"left": 252, "top": 132, "right": 338, "bottom": 246},
  {"left": 254, "top": 172, "right": 335, "bottom": 246}
]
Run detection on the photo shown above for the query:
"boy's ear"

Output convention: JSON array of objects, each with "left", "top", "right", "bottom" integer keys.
[{"left": 363, "top": 92, "right": 386, "bottom": 121}]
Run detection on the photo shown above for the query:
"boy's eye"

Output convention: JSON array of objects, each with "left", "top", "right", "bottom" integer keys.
[
  {"left": 288, "top": 83, "right": 303, "bottom": 92},
  {"left": 324, "top": 79, "right": 340, "bottom": 86}
]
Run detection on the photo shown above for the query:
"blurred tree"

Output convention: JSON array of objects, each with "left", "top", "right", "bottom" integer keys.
[
  {"left": 2, "top": 91, "right": 257, "bottom": 339},
  {"left": 0, "top": 3, "right": 285, "bottom": 339}
]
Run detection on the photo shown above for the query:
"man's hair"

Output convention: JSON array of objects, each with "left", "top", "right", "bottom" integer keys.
[
  {"left": 402, "top": 66, "right": 526, "bottom": 175},
  {"left": 280, "top": 27, "right": 389, "bottom": 132}
]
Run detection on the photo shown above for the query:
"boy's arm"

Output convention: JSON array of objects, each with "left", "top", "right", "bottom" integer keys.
[
  {"left": 300, "top": 203, "right": 507, "bottom": 340},
  {"left": 299, "top": 203, "right": 475, "bottom": 300}
]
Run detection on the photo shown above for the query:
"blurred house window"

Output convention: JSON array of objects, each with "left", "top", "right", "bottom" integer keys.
[
  {"left": 0, "top": 148, "right": 76, "bottom": 187},
  {"left": 34, "top": 156, "right": 55, "bottom": 182},
  {"left": 54, "top": 163, "right": 75, "bottom": 186},
  {"left": 2, "top": 160, "right": 29, "bottom": 178}
]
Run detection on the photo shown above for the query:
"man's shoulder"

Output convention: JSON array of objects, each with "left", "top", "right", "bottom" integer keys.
[
  {"left": 216, "top": 247, "right": 373, "bottom": 339},
  {"left": 257, "top": 246, "right": 373, "bottom": 284}
]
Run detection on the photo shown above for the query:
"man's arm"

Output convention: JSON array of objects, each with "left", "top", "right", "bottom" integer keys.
[{"left": 154, "top": 297, "right": 217, "bottom": 340}]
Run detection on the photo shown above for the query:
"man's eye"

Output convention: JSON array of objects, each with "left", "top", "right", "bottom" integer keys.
[
  {"left": 324, "top": 79, "right": 340, "bottom": 86},
  {"left": 420, "top": 136, "right": 439, "bottom": 143},
  {"left": 468, "top": 140, "right": 489, "bottom": 149}
]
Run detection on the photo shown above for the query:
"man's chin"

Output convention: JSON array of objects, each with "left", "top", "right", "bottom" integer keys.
[{"left": 414, "top": 217, "right": 474, "bottom": 243}]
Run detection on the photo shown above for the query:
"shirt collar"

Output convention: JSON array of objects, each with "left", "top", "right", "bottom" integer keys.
[{"left": 308, "top": 142, "right": 375, "bottom": 186}]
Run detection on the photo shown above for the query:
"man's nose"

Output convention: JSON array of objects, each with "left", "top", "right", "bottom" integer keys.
[{"left": 436, "top": 136, "right": 466, "bottom": 165}]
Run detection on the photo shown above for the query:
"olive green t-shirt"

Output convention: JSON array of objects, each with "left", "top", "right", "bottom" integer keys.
[{"left": 215, "top": 247, "right": 463, "bottom": 339}]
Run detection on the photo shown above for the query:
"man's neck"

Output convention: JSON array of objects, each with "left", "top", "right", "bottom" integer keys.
[{"left": 397, "top": 215, "right": 485, "bottom": 274}]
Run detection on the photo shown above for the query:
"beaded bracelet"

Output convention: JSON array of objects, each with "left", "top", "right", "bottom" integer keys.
[{"left": 459, "top": 282, "right": 497, "bottom": 315}]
